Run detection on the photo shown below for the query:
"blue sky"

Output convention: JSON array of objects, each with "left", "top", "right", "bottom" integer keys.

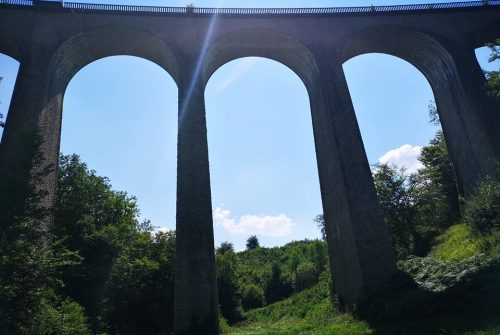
[{"left": 0, "top": 0, "right": 498, "bottom": 251}]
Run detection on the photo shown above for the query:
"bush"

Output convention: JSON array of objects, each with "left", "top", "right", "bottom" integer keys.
[
  {"left": 296, "top": 262, "right": 317, "bottom": 291},
  {"left": 464, "top": 178, "right": 500, "bottom": 234},
  {"left": 241, "top": 284, "right": 265, "bottom": 310},
  {"left": 33, "top": 299, "right": 91, "bottom": 335},
  {"left": 219, "top": 316, "right": 231, "bottom": 334},
  {"left": 265, "top": 263, "right": 294, "bottom": 304}
]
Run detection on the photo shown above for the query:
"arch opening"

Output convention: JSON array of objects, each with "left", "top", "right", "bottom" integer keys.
[
  {"left": 343, "top": 52, "right": 460, "bottom": 259},
  {"left": 62, "top": 55, "right": 178, "bottom": 236},
  {"left": 206, "top": 56, "right": 326, "bottom": 319},
  {"left": 343, "top": 25, "right": 498, "bottom": 194},
  {"left": 60, "top": 55, "right": 178, "bottom": 333},
  {"left": 0, "top": 53, "right": 20, "bottom": 142},
  {"left": 474, "top": 43, "right": 499, "bottom": 80}
]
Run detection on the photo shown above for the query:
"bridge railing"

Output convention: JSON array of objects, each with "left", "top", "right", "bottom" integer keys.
[
  {"left": 0, "top": 0, "right": 33, "bottom": 6},
  {"left": 1, "top": 0, "right": 499, "bottom": 14}
]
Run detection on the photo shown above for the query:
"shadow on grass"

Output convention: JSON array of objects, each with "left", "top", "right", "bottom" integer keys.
[{"left": 357, "top": 261, "right": 500, "bottom": 335}]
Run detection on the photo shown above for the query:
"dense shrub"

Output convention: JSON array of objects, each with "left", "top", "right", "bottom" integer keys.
[
  {"left": 265, "top": 263, "right": 294, "bottom": 304},
  {"left": 463, "top": 178, "right": 500, "bottom": 234},
  {"left": 296, "top": 262, "right": 317, "bottom": 291},
  {"left": 216, "top": 252, "right": 243, "bottom": 323},
  {"left": 34, "top": 299, "right": 91, "bottom": 335},
  {"left": 241, "top": 284, "right": 265, "bottom": 310}
]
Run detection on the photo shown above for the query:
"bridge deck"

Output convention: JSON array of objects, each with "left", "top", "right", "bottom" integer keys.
[{"left": 0, "top": 0, "right": 499, "bottom": 15}]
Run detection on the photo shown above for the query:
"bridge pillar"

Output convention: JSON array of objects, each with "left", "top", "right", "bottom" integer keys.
[
  {"left": 309, "top": 56, "right": 396, "bottom": 309},
  {"left": 444, "top": 46, "right": 500, "bottom": 193},
  {"left": 432, "top": 46, "right": 499, "bottom": 194},
  {"left": 174, "top": 71, "right": 219, "bottom": 335},
  {"left": 0, "top": 49, "right": 61, "bottom": 230}
]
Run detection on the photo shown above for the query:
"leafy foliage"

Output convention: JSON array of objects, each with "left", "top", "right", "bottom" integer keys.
[
  {"left": 33, "top": 299, "right": 92, "bottom": 335},
  {"left": 486, "top": 39, "right": 499, "bottom": 63},
  {"left": 370, "top": 130, "right": 461, "bottom": 258},
  {"left": 54, "top": 154, "right": 145, "bottom": 331},
  {"left": 217, "top": 241, "right": 235, "bottom": 255},
  {"left": 463, "top": 177, "right": 500, "bottom": 234},
  {"left": 0, "top": 150, "right": 90, "bottom": 335},
  {"left": 235, "top": 240, "right": 328, "bottom": 305},
  {"left": 241, "top": 284, "right": 265, "bottom": 310},
  {"left": 265, "top": 263, "right": 294, "bottom": 305},
  {"left": 217, "top": 247, "right": 243, "bottom": 323},
  {"left": 314, "top": 214, "right": 326, "bottom": 240},
  {"left": 105, "top": 230, "right": 176, "bottom": 335},
  {"left": 246, "top": 235, "right": 260, "bottom": 250},
  {"left": 49, "top": 154, "right": 176, "bottom": 334}
]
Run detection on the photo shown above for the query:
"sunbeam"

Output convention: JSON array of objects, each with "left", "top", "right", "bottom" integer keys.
[{"left": 179, "top": 0, "right": 223, "bottom": 125}]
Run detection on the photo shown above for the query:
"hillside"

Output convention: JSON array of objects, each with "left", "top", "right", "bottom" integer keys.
[{"left": 224, "top": 224, "right": 500, "bottom": 335}]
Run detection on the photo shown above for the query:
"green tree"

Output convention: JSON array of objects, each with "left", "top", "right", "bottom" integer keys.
[
  {"left": 105, "top": 230, "right": 176, "bottom": 335},
  {"left": 240, "top": 284, "right": 265, "bottom": 310},
  {"left": 246, "top": 235, "right": 260, "bottom": 250},
  {"left": 486, "top": 38, "right": 499, "bottom": 62},
  {"left": 265, "top": 263, "right": 293, "bottom": 304},
  {"left": 296, "top": 262, "right": 317, "bottom": 291},
  {"left": 0, "top": 153, "right": 90, "bottom": 334},
  {"left": 311, "top": 240, "right": 328, "bottom": 279},
  {"left": 415, "top": 131, "right": 461, "bottom": 228},
  {"left": 216, "top": 251, "right": 242, "bottom": 324},
  {"left": 463, "top": 177, "right": 500, "bottom": 234},
  {"left": 289, "top": 251, "right": 301, "bottom": 291},
  {"left": 373, "top": 163, "right": 418, "bottom": 258},
  {"left": 217, "top": 241, "right": 235, "bottom": 255},
  {"left": 314, "top": 214, "right": 326, "bottom": 240},
  {"left": 53, "top": 154, "right": 144, "bottom": 332}
]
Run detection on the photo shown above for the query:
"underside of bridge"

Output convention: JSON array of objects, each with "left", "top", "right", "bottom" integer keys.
[{"left": 0, "top": 1, "right": 499, "bottom": 334}]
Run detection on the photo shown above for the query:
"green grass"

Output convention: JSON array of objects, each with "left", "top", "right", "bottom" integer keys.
[
  {"left": 430, "top": 224, "right": 500, "bottom": 262},
  {"left": 226, "top": 315, "right": 372, "bottom": 335},
  {"left": 222, "top": 278, "right": 373, "bottom": 335}
]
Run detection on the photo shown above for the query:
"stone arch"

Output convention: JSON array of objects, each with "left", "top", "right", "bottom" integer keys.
[
  {"left": 27, "top": 25, "right": 180, "bottom": 228},
  {"left": 0, "top": 31, "right": 20, "bottom": 62},
  {"left": 48, "top": 24, "right": 179, "bottom": 96},
  {"left": 472, "top": 18, "right": 500, "bottom": 48},
  {"left": 342, "top": 25, "right": 456, "bottom": 80},
  {"left": 203, "top": 28, "right": 319, "bottom": 96},
  {"left": 342, "top": 25, "right": 497, "bottom": 193}
]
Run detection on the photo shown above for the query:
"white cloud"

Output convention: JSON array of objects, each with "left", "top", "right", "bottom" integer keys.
[
  {"left": 213, "top": 206, "right": 294, "bottom": 236},
  {"left": 155, "top": 226, "right": 172, "bottom": 233},
  {"left": 378, "top": 144, "right": 423, "bottom": 174},
  {"left": 214, "top": 58, "right": 259, "bottom": 90}
]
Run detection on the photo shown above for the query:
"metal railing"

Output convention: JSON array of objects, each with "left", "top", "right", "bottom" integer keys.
[
  {"left": 0, "top": 0, "right": 498, "bottom": 14},
  {"left": 0, "top": 0, "right": 33, "bottom": 6}
]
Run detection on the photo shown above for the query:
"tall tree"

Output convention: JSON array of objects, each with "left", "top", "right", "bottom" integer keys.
[
  {"left": 415, "top": 131, "right": 461, "bottom": 230},
  {"left": 216, "top": 249, "right": 242, "bottom": 324},
  {"left": 246, "top": 235, "right": 260, "bottom": 250},
  {"left": 105, "top": 230, "right": 176, "bottom": 335},
  {"left": 0, "top": 153, "right": 90, "bottom": 334},
  {"left": 372, "top": 163, "right": 418, "bottom": 258},
  {"left": 217, "top": 241, "right": 235, "bottom": 255},
  {"left": 54, "top": 154, "right": 142, "bottom": 332}
]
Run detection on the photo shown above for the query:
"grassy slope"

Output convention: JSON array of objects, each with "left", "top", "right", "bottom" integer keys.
[
  {"left": 224, "top": 281, "right": 372, "bottom": 335},
  {"left": 225, "top": 225, "right": 500, "bottom": 335},
  {"left": 430, "top": 224, "right": 500, "bottom": 262}
]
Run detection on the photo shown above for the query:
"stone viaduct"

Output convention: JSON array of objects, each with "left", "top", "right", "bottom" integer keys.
[{"left": 0, "top": 0, "right": 499, "bottom": 333}]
